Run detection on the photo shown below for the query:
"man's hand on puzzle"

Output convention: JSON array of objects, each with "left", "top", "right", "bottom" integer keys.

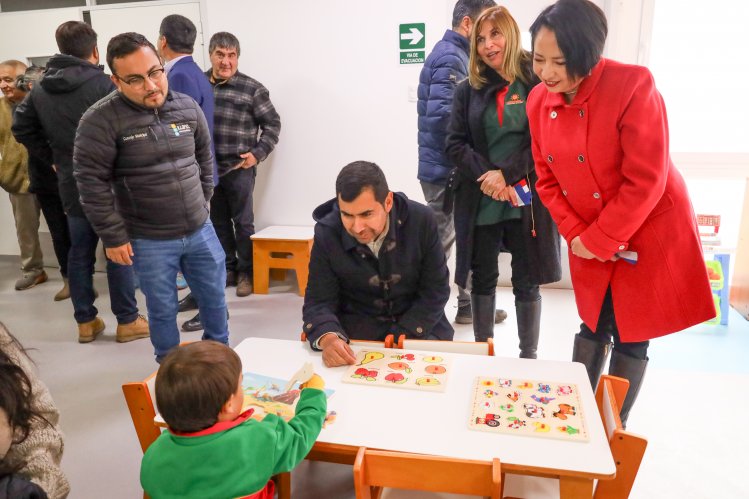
[{"left": 319, "top": 333, "right": 356, "bottom": 367}]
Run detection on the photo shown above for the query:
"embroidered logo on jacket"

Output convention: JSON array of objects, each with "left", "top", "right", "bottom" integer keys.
[
  {"left": 169, "top": 123, "right": 192, "bottom": 136},
  {"left": 507, "top": 93, "right": 525, "bottom": 105}
]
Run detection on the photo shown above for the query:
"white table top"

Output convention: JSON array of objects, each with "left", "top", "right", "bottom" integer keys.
[
  {"left": 234, "top": 338, "right": 616, "bottom": 478},
  {"left": 251, "top": 225, "right": 314, "bottom": 241}
]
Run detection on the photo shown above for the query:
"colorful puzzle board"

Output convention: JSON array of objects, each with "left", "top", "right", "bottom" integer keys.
[
  {"left": 242, "top": 372, "right": 337, "bottom": 426},
  {"left": 468, "top": 377, "right": 588, "bottom": 442},
  {"left": 341, "top": 349, "right": 450, "bottom": 392}
]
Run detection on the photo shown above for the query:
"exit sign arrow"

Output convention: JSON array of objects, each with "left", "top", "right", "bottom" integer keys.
[{"left": 400, "top": 27, "right": 424, "bottom": 46}]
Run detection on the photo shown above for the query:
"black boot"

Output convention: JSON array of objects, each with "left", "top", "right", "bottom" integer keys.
[
  {"left": 516, "top": 298, "right": 541, "bottom": 359},
  {"left": 178, "top": 292, "right": 198, "bottom": 312},
  {"left": 471, "top": 293, "right": 495, "bottom": 342},
  {"left": 572, "top": 333, "right": 611, "bottom": 390},
  {"left": 608, "top": 350, "right": 648, "bottom": 428}
]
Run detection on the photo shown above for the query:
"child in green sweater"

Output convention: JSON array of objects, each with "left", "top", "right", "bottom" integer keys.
[{"left": 140, "top": 341, "right": 327, "bottom": 499}]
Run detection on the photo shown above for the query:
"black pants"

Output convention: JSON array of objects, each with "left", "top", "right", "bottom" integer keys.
[
  {"left": 210, "top": 167, "right": 255, "bottom": 275},
  {"left": 578, "top": 288, "right": 649, "bottom": 360},
  {"left": 471, "top": 220, "right": 539, "bottom": 302},
  {"left": 35, "top": 191, "right": 70, "bottom": 277}
]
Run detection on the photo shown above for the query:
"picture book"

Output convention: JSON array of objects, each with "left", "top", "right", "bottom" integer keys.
[
  {"left": 242, "top": 372, "right": 336, "bottom": 425},
  {"left": 341, "top": 349, "right": 450, "bottom": 392},
  {"left": 468, "top": 377, "right": 588, "bottom": 441}
]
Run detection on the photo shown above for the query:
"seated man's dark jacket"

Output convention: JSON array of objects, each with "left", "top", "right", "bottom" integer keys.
[
  {"left": 72, "top": 90, "right": 214, "bottom": 248},
  {"left": 303, "top": 192, "right": 453, "bottom": 347},
  {"left": 12, "top": 54, "right": 115, "bottom": 217}
]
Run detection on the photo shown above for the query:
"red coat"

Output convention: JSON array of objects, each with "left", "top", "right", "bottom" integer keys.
[{"left": 527, "top": 58, "right": 714, "bottom": 342}]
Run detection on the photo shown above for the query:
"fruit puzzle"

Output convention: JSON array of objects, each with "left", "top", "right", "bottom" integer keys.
[
  {"left": 468, "top": 376, "right": 589, "bottom": 441},
  {"left": 341, "top": 349, "right": 451, "bottom": 392}
]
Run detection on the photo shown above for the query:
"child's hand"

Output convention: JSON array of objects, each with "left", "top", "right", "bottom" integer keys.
[{"left": 301, "top": 374, "right": 325, "bottom": 390}]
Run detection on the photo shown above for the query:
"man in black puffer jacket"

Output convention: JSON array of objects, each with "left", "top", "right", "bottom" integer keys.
[
  {"left": 12, "top": 21, "right": 147, "bottom": 344},
  {"left": 73, "top": 32, "right": 228, "bottom": 363}
]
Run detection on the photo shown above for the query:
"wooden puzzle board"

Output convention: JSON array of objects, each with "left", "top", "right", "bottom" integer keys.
[
  {"left": 341, "top": 349, "right": 451, "bottom": 392},
  {"left": 468, "top": 377, "right": 589, "bottom": 442}
]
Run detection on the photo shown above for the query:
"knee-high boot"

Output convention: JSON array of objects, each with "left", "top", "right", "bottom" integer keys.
[
  {"left": 516, "top": 298, "right": 541, "bottom": 359},
  {"left": 608, "top": 350, "right": 648, "bottom": 428},
  {"left": 572, "top": 333, "right": 611, "bottom": 390},
  {"left": 471, "top": 293, "right": 495, "bottom": 342}
]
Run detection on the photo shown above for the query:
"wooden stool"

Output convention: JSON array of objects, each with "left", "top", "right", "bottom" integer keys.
[{"left": 251, "top": 225, "right": 314, "bottom": 296}]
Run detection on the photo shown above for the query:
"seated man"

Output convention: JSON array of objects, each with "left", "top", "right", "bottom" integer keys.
[{"left": 303, "top": 161, "right": 453, "bottom": 367}]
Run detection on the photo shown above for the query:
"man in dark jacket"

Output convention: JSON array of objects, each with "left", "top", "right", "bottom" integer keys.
[
  {"left": 417, "top": 0, "right": 506, "bottom": 325},
  {"left": 12, "top": 65, "right": 70, "bottom": 302},
  {"left": 73, "top": 32, "right": 228, "bottom": 363},
  {"left": 303, "top": 161, "right": 453, "bottom": 367},
  {"left": 12, "top": 21, "right": 147, "bottom": 344},
  {"left": 157, "top": 13, "right": 216, "bottom": 329}
]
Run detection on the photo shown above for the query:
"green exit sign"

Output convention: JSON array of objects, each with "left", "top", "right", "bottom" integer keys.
[{"left": 399, "top": 23, "right": 425, "bottom": 50}]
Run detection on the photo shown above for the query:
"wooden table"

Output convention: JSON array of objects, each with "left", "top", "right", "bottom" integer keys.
[{"left": 233, "top": 338, "right": 616, "bottom": 498}]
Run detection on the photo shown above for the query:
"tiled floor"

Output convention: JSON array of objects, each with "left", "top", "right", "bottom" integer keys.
[{"left": 1, "top": 256, "right": 747, "bottom": 498}]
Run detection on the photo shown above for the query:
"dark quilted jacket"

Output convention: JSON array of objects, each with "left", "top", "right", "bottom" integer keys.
[
  {"left": 417, "top": 30, "right": 469, "bottom": 185},
  {"left": 73, "top": 90, "right": 213, "bottom": 247},
  {"left": 12, "top": 55, "right": 115, "bottom": 216}
]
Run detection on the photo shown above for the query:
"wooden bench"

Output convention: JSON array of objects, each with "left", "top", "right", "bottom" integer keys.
[{"left": 251, "top": 225, "right": 314, "bottom": 296}]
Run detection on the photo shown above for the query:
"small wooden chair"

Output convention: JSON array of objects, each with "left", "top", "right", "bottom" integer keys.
[
  {"left": 122, "top": 367, "right": 291, "bottom": 499},
  {"left": 251, "top": 225, "right": 314, "bottom": 296},
  {"left": 397, "top": 334, "right": 494, "bottom": 356},
  {"left": 592, "top": 375, "right": 648, "bottom": 499},
  {"left": 354, "top": 446, "right": 502, "bottom": 499}
]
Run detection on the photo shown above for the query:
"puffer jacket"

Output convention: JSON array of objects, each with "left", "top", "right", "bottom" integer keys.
[
  {"left": 12, "top": 55, "right": 115, "bottom": 216},
  {"left": 73, "top": 90, "right": 214, "bottom": 248},
  {"left": 302, "top": 192, "right": 453, "bottom": 346},
  {"left": 417, "top": 30, "right": 469, "bottom": 185}
]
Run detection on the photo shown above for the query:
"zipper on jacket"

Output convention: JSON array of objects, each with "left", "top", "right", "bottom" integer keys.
[{"left": 155, "top": 105, "right": 189, "bottom": 233}]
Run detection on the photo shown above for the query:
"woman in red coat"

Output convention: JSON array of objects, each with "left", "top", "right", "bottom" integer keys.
[{"left": 525, "top": 0, "right": 714, "bottom": 426}]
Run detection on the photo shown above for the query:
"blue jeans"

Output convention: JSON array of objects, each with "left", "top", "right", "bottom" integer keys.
[
  {"left": 67, "top": 215, "right": 138, "bottom": 324},
  {"left": 131, "top": 222, "right": 229, "bottom": 361}
]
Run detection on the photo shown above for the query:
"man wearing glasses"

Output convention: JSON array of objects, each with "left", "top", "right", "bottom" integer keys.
[
  {"left": 13, "top": 21, "right": 148, "bottom": 344},
  {"left": 73, "top": 32, "right": 228, "bottom": 363}
]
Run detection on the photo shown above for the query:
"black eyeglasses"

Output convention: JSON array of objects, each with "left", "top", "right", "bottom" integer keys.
[{"left": 114, "top": 67, "right": 165, "bottom": 89}]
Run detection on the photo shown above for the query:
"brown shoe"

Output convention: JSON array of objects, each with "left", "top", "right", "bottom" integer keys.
[
  {"left": 78, "top": 317, "right": 105, "bottom": 343},
  {"left": 54, "top": 278, "right": 70, "bottom": 301},
  {"left": 116, "top": 315, "right": 150, "bottom": 343},
  {"left": 15, "top": 270, "right": 48, "bottom": 290},
  {"left": 236, "top": 273, "right": 253, "bottom": 297}
]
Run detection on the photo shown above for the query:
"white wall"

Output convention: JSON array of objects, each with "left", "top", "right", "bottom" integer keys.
[{"left": 0, "top": 0, "right": 744, "bottom": 263}]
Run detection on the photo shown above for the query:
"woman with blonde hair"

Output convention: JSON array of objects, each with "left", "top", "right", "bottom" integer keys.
[{"left": 446, "top": 5, "right": 561, "bottom": 357}]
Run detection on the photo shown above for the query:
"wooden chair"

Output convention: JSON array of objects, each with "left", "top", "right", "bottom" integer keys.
[
  {"left": 502, "top": 375, "right": 647, "bottom": 499},
  {"left": 354, "top": 446, "right": 502, "bottom": 499},
  {"left": 397, "top": 334, "right": 494, "bottom": 356},
  {"left": 122, "top": 367, "right": 291, "bottom": 499},
  {"left": 592, "top": 375, "right": 648, "bottom": 499}
]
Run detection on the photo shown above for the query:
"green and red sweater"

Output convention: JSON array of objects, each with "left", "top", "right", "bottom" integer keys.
[{"left": 141, "top": 388, "right": 327, "bottom": 499}]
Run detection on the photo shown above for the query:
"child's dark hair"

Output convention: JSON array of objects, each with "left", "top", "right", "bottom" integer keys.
[
  {"left": 155, "top": 341, "right": 242, "bottom": 433},
  {"left": 0, "top": 323, "right": 51, "bottom": 476}
]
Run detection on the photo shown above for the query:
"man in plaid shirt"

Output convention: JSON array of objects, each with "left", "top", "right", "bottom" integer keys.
[{"left": 205, "top": 32, "right": 280, "bottom": 298}]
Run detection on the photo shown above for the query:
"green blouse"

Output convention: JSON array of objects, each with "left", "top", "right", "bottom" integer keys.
[{"left": 476, "top": 79, "right": 528, "bottom": 226}]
